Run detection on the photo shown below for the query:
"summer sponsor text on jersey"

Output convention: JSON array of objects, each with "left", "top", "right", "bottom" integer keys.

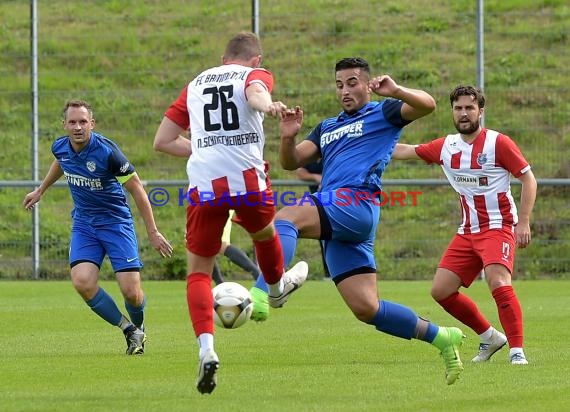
[
  {"left": 52, "top": 132, "right": 135, "bottom": 224},
  {"left": 307, "top": 100, "right": 407, "bottom": 193}
]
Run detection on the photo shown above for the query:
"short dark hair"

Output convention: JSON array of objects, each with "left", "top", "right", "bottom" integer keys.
[
  {"left": 335, "top": 57, "right": 370, "bottom": 74},
  {"left": 449, "top": 85, "right": 485, "bottom": 108},
  {"left": 63, "top": 99, "right": 93, "bottom": 119}
]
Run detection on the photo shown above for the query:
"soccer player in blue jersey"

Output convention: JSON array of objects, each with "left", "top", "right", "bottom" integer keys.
[
  {"left": 23, "top": 99, "right": 173, "bottom": 355},
  {"left": 249, "top": 57, "right": 466, "bottom": 384}
]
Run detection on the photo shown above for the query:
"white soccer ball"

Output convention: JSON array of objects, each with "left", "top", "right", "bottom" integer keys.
[{"left": 212, "top": 282, "right": 253, "bottom": 329}]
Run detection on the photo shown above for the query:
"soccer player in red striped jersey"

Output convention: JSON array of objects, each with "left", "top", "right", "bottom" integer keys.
[
  {"left": 393, "top": 85, "right": 537, "bottom": 365},
  {"left": 153, "top": 32, "right": 308, "bottom": 394}
]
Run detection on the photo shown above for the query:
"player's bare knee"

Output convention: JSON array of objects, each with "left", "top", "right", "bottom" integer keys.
[
  {"left": 249, "top": 223, "right": 276, "bottom": 241},
  {"left": 71, "top": 275, "right": 97, "bottom": 298},
  {"left": 121, "top": 286, "right": 143, "bottom": 305},
  {"left": 351, "top": 302, "right": 377, "bottom": 323},
  {"left": 275, "top": 205, "right": 297, "bottom": 221},
  {"left": 276, "top": 204, "right": 317, "bottom": 229},
  {"left": 74, "top": 283, "right": 98, "bottom": 301},
  {"left": 430, "top": 285, "right": 451, "bottom": 302}
]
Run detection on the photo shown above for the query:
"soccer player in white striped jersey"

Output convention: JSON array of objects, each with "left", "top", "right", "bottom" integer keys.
[
  {"left": 393, "top": 85, "right": 537, "bottom": 365},
  {"left": 153, "top": 31, "right": 308, "bottom": 394}
]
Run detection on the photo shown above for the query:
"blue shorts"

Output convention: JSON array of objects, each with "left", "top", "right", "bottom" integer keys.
[
  {"left": 69, "top": 221, "right": 142, "bottom": 272},
  {"left": 313, "top": 188, "right": 380, "bottom": 280}
]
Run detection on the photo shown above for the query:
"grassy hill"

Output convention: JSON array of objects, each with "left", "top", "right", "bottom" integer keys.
[{"left": 1, "top": 0, "right": 568, "bottom": 279}]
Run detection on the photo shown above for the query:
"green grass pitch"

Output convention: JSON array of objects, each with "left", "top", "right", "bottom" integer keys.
[{"left": 1, "top": 280, "right": 569, "bottom": 411}]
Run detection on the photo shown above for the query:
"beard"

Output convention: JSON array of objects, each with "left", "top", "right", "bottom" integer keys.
[{"left": 454, "top": 119, "right": 479, "bottom": 135}]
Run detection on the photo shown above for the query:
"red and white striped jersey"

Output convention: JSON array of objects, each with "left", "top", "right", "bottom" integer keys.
[
  {"left": 165, "top": 64, "right": 274, "bottom": 197},
  {"left": 415, "top": 129, "right": 531, "bottom": 234}
]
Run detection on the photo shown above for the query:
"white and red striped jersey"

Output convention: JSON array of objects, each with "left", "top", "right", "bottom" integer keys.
[
  {"left": 416, "top": 129, "right": 531, "bottom": 234},
  {"left": 165, "top": 64, "right": 274, "bottom": 197}
]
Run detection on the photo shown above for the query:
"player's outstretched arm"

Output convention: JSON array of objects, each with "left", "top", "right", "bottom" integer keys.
[
  {"left": 23, "top": 160, "right": 64, "bottom": 210},
  {"left": 369, "top": 75, "right": 436, "bottom": 121},
  {"left": 123, "top": 173, "right": 173, "bottom": 258},
  {"left": 392, "top": 143, "right": 421, "bottom": 160},
  {"left": 396, "top": 86, "right": 436, "bottom": 121},
  {"left": 245, "top": 82, "right": 287, "bottom": 117}
]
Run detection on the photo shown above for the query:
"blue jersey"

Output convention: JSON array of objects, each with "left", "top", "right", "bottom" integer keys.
[
  {"left": 52, "top": 132, "right": 136, "bottom": 225},
  {"left": 307, "top": 100, "right": 407, "bottom": 193}
]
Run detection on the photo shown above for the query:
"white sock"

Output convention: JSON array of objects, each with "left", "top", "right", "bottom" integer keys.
[
  {"left": 118, "top": 315, "right": 133, "bottom": 332},
  {"left": 479, "top": 326, "right": 494, "bottom": 342},
  {"left": 197, "top": 333, "right": 214, "bottom": 359},
  {"left": 509, "top": 347, "right": 525, "bottom": 357},
  {"left": 268, "top": 278, "right": 284, "bottom": 297}
]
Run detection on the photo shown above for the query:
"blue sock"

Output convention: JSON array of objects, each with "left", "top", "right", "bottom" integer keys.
[
  {"left": 275, "top": 219, "right": 299, "bottom": 266},
  {"left": 253, "top": 219, "right": 299, "bottom": 293},
  {"left": 86, "top": 288, "right": 123, "bottom": 326},
  {"left": 125, "top": 296, "right": 146, "bottom": 329},
  {"left": 423, "top": 322, "right": 439, "bottom": 343},
  {"left": 367, "top": 300, "right": 418, "bottom": 340}
]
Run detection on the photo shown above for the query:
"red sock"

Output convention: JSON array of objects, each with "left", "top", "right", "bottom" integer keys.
[
  {"left": 492, "top": 285, "right": 524, "bottom": 348},
  {"left": 186, "top": 272, "right": 214, "bottom": 337},
  {"left": 437, "top": 292, "right": 491, "bottom": 334},
  {"left": 253, "top": 233, "right": 284, "bottom": 285}
]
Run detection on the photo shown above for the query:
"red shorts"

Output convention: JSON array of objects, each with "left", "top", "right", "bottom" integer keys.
[
  {"left": 185, "top": 189, "right": 276, "bottom": 257},
  {"left": 439, "top": 229, "right": 516, "bottom": 287}
]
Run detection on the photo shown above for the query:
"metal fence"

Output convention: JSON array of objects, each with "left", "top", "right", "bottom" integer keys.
[
  {"left": 2, "top": 179, "right": 568, "bottom": 280},
  {"left": 1, "top": 1, "right": 568, "bottom": 279}
]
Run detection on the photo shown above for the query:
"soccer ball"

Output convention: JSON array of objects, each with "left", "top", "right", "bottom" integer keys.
[{"left": 212, "top": 282, "right": 253, "bottom": 329}]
